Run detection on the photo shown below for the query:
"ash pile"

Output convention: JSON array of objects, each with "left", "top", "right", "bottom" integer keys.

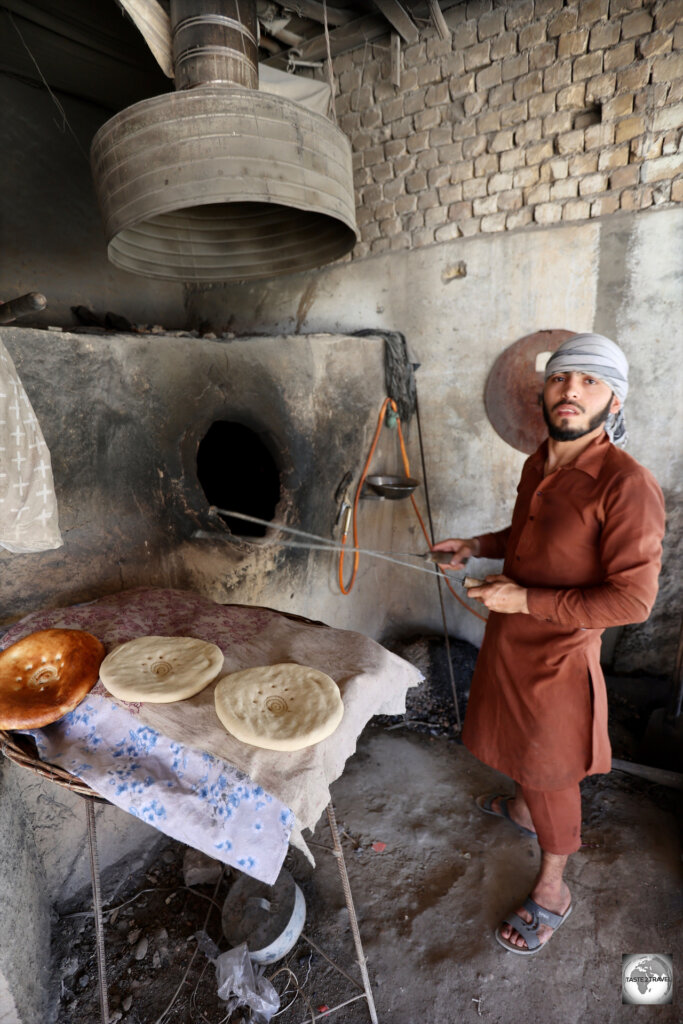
[{"left": 375, "top": 635, "right": 479, "bottom": 738}]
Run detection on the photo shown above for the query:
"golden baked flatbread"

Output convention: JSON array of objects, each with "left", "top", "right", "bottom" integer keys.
[
  {"left": 214, "top": 663, "right": 344, "bottom": 751},
  {"left": 0, "top": 629, "right": 105, "bottom": 729},
  {"left": 99, "top": 635, "right": 224, "bottom": 703}
]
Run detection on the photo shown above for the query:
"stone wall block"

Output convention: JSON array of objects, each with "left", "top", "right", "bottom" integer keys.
[
  {"left": 617, "top": 62, "right": 653, "bottom": 90},
  {"left": 585, "top": 72, "right": 617, "bottom": 101},
  {"left": 615, "top": 114, "right": 646, "bottom": 142},
  {"left": 450, "top": 73, "right": 477, "bottom": 98},
  {"left": 514, "top": 165, "right": 541, "bottom": 186},
  {"left": 590, "top": 192, "right": 622, "bottom": 214},
  {"left": 448, "top": 199, "right": 473, "bottom": 220},
  {"left": 640, "top": 153, "right": 683, "bottom": 181},
  {"left": 489, "top": 128, "right": 515, "bottom": 151},
  {"left": 589, "top": 21, "right": 622, "bottom": 48},
  {"left": 671, "top": 176, "right": 683, "bottom": 201},
  {"left": 531, "top": 41, "right": 560, "bottom": 67},
  {"left": 621, "top": 10, "right": 654, "bottom": 38},
  {"left": 579, "top": 171, "right": 609, "bottom": 192},
  {"left": 579, "top": 0, "right": 610, "bottom": 25},
  {"left": 506, "top": 206, "right": 534, "bottom": 227},
  {"left": 465, "top": 92, "right": 488, "bottom": 116},
  {"left": 610, "top": 0, "right": 646, "bottom": 15},
  {"left": 527, "top": 181, "right": 551, "bottom": 203},
  {"left": 653, "top": 103, "right": 683, "bottom": 132},
  {"left": 489, "top": 82, "right": 515, "bottom": 107},
  {"left": 602, "top": 93, "right": 634, "bottom": 119},
  {"left": 544, "top": 110, "right": 575, "bottom": 134},
  {"left": 417, "top": 190, "right": 440, "bottom": 209},
  {"left": 394, "top": 193, "right": 417, "bottom": 214},
  {"left": 584, "top": 122, "right": 616, "bottom": 148},
  {"left": 415, "top": 107, "right": 442, "bottom": 132},
  {"left": 551, "top": 176, "right": 580, "bottom": 197},
  {"left": 563, "top": 197, "right": 592, "bottom": 218},
  {"left": 439, "top": 183, "right": 465, "bottom": 203},
  {"left": 454, "top": 20, "right": 479, "bottom": 49},
  {"left": 506, "top": 0, "right": 535, "bottom": 29},
  {"left": 417, "top": 148, "right": 440, "bottom": 170},
  {"left": 372, "top": 162, "right": 395, "bottom": 183},
  {"left": 529, "top": 93, "right": 557, "bottom": 117},
  {"left": 403, "top": 89, "right": 427, "bottom": 116},
  {"left": 558, "top": 30, "right": 590, "bottom": 58},
  {"left": 501, "top": 52, "right": 530, "bottom": 83},
  {"left": 376, "top": 199, "right": 397, "bottom": 220},
  {"left": 525, "top": 139, "right": 555, "bottom": 162},
  {"left": 488, "top": 170, "right": 514, "bottom": 191},
  {"left": 604, "top": 40, "right": 636, "bottom": 68},
  {"left": 496, "top": 186, "right": 524, "bottom": 209},
  {"left": 463, "top": 135, "right": 489, "bottom": 158},
  {"left": 491, "top": 31, "right": 519, "bottom": 59},
  {"left": 426, "top": 81, "right": 451, "bottom": 106},
  {"left": 384, "top": 176, "right": 406, "bottom": 200},
  {"left": 515, "top": 118, "right": 543, "bottom": 144},
  {"left": 428, "top": 164, "right": 453, "bottom": 188},
  {"left": 429, "top": 125, "right": 454, "bottom": 147},
  {"left": 350, "top": 85, "right": 373, "bottom": 111},
  {"left": 464, "top": 41, "right": 493, "bottom": 71},
  {"left": 481, "top": 211, "right": 508, "bottom": 230},
  {"left": 426, "top": 35, "right": 453, "bottom": 60},
  {"left": 519, "top": 23, "right": 547, "bottom": 49},
  {"left": 473, "top": 194, "right": 499, "bottom": 215},
  {"left": 360, "top": 220, "right": 381, "bottom": 242},
  {"left": 424, "top": 205, "right": 449, "bottom": 227},
  {"left": 404, "top": 42, "right": 427, "bottom": 67},
  {"left": 475, "top": 152, "right": 500, "bottom": 175},
  {"left": 418, "top": 62, "right": 443, "bottom": 88},
  {"left": 412, "top": 227, "right": 436, "bottom": 247},
  {"left": 534, "top": 200, "right": 564, "bottom": 222},
  {"left": 598, "top": 143, "right": 631, "bottom": 169},
  {"left": 441, "top": 52, "right": 466, "bottom": 78},
  {"left": 500, "top": 147, "right": 527, "bottom": 169},
  {"left": 556, "top": 128, "right": 586, "bottom": 154},
  {"left": 434, "top": 221, "right": 463, "bottom": 241},
  {"left": 406, "top": 170, "right": 429, "bottom": 193},
  {"left": 391, "top": 116, "right": 414, "bottom": 140},
  {"left": 652, "top": 52, "right": 683, "bottom": 82},
  {"left": 407, "top": 131, "right": 431, "bottom": 154},
  {"left": 476, "top": 62, "right": 503, "bottom": 89},
  {"left": 370, "top": 237, "right": 391, "bottom": 254},
  {"left": 477, "top": 109, "right": 503, "bottom": 132},
  {"left": 544, "top": 60, "right": 573, "bottom": 88},
  {"left": 557, "top": 82, "right": 587, "bottom": 108},
  {"left": 548, "top": 7, "right": 580, "bottom": 37},
  {"left": 655, "top": 0, "right": 683, "bottom": 31},
  {"left": 462, "top": 176, "right": 488, "bottom": 197},
  {"left": 573, "top": 51, "right": 604, "bottom": 79},
  {"left": 478, "top": 7, "right": 506, "bottom": 38},
  {"left": 451, "top": 159, "right": 475, "bottom": 182},
  {"left": 637, "top": 29, "right": 674, "bottom": 57},
  {"left": 549, "top": 155, "right": 569, "bottom": 178},
  {"left": 514, "top": 70, "right": 544, "bottom": 99},
  {"left": 459, "top": 215, "right": 483, "bottom": 235},
  {"left": 501, "top": 100, "right": 532, "bottom": 126},
  {"left": 609, "top": 163, "right": 640, "bottom": 187}
]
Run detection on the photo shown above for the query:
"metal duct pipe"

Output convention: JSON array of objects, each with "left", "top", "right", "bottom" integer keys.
[
  {"left": 171, "top": 0, "right": 259, "bottom": 90},
  {"left": 90, "top": 0, "right": 357, "bottom": 282}
]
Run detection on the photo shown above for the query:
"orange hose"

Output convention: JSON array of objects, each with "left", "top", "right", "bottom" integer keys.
[{"left": 339, "top": 399, "right": 488, "bottom": 623}]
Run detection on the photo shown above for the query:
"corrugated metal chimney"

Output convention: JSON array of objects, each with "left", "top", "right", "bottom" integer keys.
[{"left": 90, "top": 0, "right": 358, "bottom": 282}]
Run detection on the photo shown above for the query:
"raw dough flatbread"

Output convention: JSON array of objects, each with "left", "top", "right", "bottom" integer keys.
[
  {"left": 214, "top": 663, "right": 344, "bottom": 752},
  {"left": 0, "top": 629, "right": 105, "bottom": 729},
  {"left": 99, "top": 636, "right": 224, "bottom": 703}
]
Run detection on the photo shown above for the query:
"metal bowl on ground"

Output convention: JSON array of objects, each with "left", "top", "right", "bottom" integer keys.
[{"left": 364, "top": 475, "right": 420, "bottom": 499}]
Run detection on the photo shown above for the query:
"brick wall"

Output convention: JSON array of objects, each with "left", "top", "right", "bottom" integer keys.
[{"left": 331, "top": 0, "right": 683, "bottom": 257}]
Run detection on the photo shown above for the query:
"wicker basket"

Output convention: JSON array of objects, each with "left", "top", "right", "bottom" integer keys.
[{"left": 0, "top": 730, "right": 103, "bottom": 800}]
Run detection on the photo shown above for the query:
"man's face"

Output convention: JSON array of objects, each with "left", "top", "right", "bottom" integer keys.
[{"left": 542, "top": 370, "right": 620, "bottom": 442}]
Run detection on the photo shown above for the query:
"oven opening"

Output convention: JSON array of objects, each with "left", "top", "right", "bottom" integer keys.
[{"left": 197, "top": 421, "right": 280, "bottom": 537}]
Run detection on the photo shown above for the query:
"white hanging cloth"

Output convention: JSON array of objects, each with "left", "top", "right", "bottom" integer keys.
[{"left": 0, "top": 341, "right": 62, "bottom": 553}]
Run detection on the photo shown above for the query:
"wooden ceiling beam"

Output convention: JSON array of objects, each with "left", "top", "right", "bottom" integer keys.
[
  {"left": 371, "top": 0, "right": 418, "bottom": 44},
  {"left": 261, "top": 11, "right": 388, "bottom": 66}
]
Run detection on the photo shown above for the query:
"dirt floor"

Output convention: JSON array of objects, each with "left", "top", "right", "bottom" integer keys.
[{"left": 51, "top": 645, "right": 683, "bottom": 1024}]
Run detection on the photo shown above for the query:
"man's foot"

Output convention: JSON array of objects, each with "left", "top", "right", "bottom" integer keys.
[
  {"left": 498, "top": 880, "right": 572, "bottom": 951},
  {"left": 476, "top": 794, "right": 537, "bottom": 837}
]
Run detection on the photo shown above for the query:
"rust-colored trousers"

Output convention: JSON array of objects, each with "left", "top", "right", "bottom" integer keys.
[{"left": 517, "top": 782, "right": 582, "bottom": 855}]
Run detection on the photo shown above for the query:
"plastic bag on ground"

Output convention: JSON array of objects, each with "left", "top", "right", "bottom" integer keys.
[{"left": 214, "top": 942, "right": 280, "bottom": 1022}]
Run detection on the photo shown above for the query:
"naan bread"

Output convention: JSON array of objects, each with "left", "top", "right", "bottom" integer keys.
[
  {"left": 214, "top": 663, "right": 344, "bottom": 751},
  {"left": 99, "top": 636, "right": 224, "bottom": 703},
  {"left": 0, "top": 629, "right": 105, "bottom": 729}
]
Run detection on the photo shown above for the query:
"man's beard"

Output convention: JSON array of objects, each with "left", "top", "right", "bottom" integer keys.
[{"left": 542, "top": 392, "right": 614, "bottom": 441}]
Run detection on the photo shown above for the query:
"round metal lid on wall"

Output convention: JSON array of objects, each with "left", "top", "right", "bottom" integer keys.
[{"left": 484, "top": 330, "right": 576, "bottom": 454}]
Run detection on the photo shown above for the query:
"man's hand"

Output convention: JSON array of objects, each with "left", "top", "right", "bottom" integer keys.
[
  {"left": 467, "top": 574, "right": 529, "bottom": 614},
  {"left": 431, "top": 537, "right": 480, "bottom": 570}
]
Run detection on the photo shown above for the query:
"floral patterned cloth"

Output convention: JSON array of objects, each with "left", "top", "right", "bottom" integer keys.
[{"left": 2, "top": 587, "right": 421, "bottom": 883}]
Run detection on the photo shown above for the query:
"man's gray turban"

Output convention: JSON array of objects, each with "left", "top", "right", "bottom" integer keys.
[{"left": 544, "top": 333, "right": 629, "bottom": 447}]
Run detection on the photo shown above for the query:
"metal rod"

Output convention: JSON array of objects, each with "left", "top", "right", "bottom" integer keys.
[
  {"left": 414, "top": 392, "right": 462, "bottom": 731},
  {"left": 86, "top": 800, "right": 109, "bottom": 1024},
  {"left": 326, "top": 803, "right": 379, "bottom": 1024}
]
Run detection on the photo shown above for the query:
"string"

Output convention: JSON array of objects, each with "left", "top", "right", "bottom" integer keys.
[{"left": 6, "top": 11, "right": 90, "bottom": 162}]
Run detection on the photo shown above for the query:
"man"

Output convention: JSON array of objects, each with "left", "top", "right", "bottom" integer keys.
[{"left": 433, "top": 333, "right": 665, "bottom": 956}]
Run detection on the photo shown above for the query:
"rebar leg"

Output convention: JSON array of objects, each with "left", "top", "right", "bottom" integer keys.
[
  {"left": 326, "top": 803, "right": 379, "bottom": 1024},
  {"left": 86, "top": 800, "right": 109, "bottom": 1024}
]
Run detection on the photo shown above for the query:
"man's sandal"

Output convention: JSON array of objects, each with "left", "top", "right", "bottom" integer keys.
[
  {"left": 495, "top": 897, "right": 573, "bottom": 955},
  {"left": 475, "top": 794, "right": 537, "bottom": 838}
]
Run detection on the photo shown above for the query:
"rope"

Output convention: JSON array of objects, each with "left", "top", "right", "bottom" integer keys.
[{"left": 322, "top": 0, "right": 337, "bottom": 122}]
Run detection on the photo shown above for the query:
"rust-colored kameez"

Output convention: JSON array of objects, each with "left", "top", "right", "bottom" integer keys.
[{"left": 462, "top": 432, "right": 665, "bottom": 793}]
